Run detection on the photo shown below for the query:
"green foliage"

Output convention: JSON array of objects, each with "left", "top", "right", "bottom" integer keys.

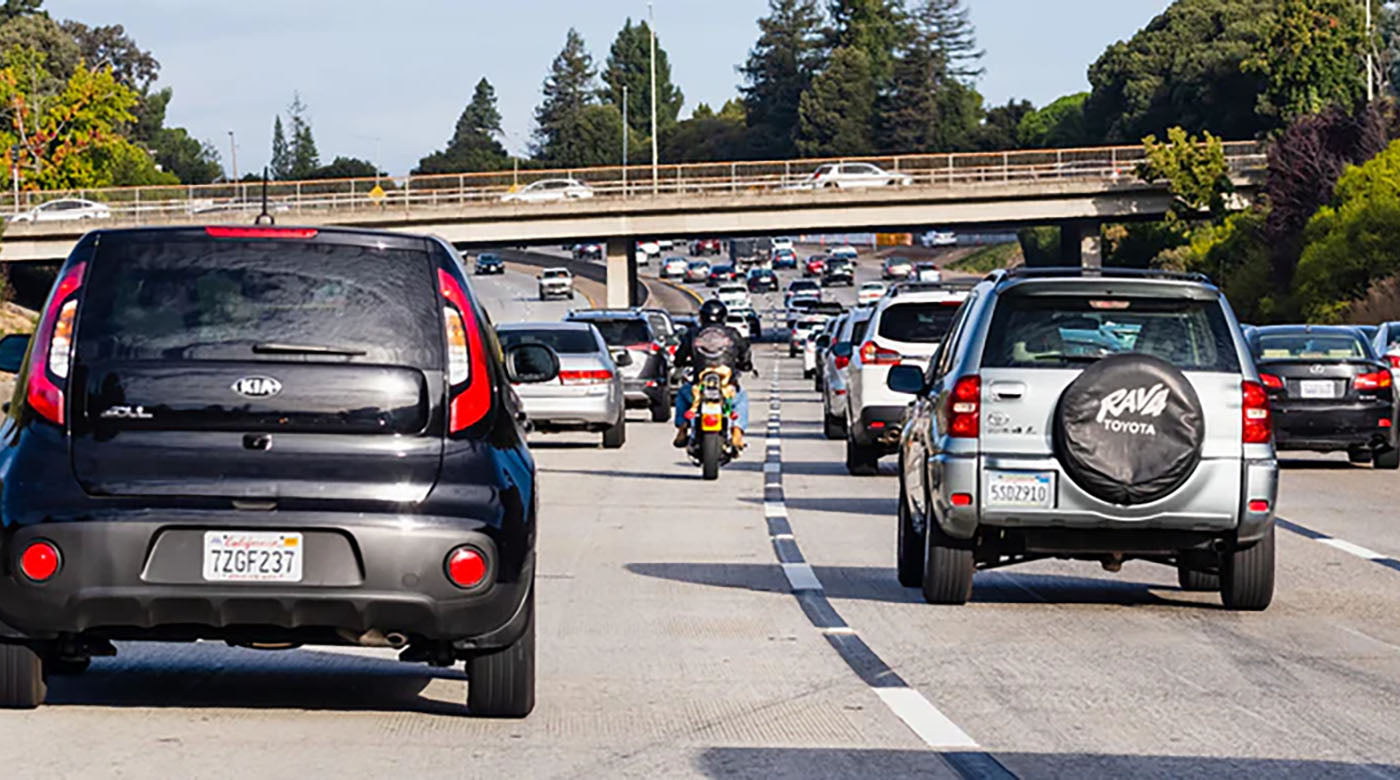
[
  {"left": 909, "top": 0, "right": 982, "bottom": 81},
  {"left": 876, "top": 19, "right": 981, "bottom": 153},
  {"left": 1, "top": 0, "right": 42, "bottom": 20},
  {"left": 1163, "top": 210, "right": 1277, "bottom": 320},
  {"left": 599, "top": 19, "right": 683, "bottom": 135},
  {"left": 1103, "top": 221, "right": 1189, "bottom": 269},
  {"left": 270, "top": 116, "right": 291, "bottom": 180},
  {"left": 1016, "top": 92, "right": 1088, "bottom": 148},
  {"left": 826, "top": 0, "right": 906, "bottom": 83},
  {"left": 286, "top": 93, "right": 319, "bottom": 179},
  {"left": 417, "top": 78, "right": 510, "bottom": 174},
  {"left": 306, "top": 156, "right": 382, "bottom": 180},
  {"left": 533, "top": 28, "right": 600, "bottom": 165},
  {"left": 151, "top": 126, "right": 222, "bottom": 184},
  {"left": 664, "top": 113, "right": 748, "bottom": 162},
  {"left": 1137, "top": 127, "right": 1234, "bottom": 224},
  {"left": 1017, "top": 226, "right": 1060, "bottom": 266},
  {"left": 60, "top": 21, "right": 158, "bottom": 92},
  {"left": 974, "top": 99, "right": 1033, "bottom": 151},
  {"left": 0, "top": 14, "right": 79, "bottom": 82},
  {"left": 1245, "top": 0, "right": 1368, "bottom": 123},
  {"left": 741, "top": 0, "right": 825, "bottom": 159},
  {"left": 96, "top": 138, "right": 178, "bottom": 186},
  {"left": 1295, "top": 140, "right": 1400, "bottom": 322},
  {"left": 796, "top": 46, "right": 875, "bottom": 156},
  {"left": 949, "top": 242, "right": 1020, "bottom": 273}
]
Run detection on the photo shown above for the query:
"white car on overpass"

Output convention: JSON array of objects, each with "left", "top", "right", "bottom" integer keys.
[
  {"left": 787, "top": 162, "right": 913, "bottom": 190},
  {"left": 500, "top": 178, "right": 595, "bottom": 203},
  {"left": 8, "top": 198, "right": 112, "bottom": 223}
]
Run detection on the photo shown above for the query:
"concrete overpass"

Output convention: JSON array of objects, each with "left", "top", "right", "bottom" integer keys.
[{"left": 0, "top": 143, "right": 1265, "bottom": 305}]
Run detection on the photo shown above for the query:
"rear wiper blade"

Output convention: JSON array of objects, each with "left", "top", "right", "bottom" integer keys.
[{"left": 252, "top": 342, "right": 367, "bottom": 356}]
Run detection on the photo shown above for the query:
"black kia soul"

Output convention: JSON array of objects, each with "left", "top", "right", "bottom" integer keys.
[{"left": 0, "top": 226, "right": 560, "bottom": 715}]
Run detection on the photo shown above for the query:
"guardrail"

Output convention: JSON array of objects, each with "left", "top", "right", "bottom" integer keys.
[{"left": 2, "top": 142, "right": 1267, "bottom": 224}]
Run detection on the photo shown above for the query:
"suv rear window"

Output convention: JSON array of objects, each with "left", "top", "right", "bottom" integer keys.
[
  {"left": 1254, "top": 332, "right": 1369, "bottom": 360},
  {"left": 878, "top": 302, "right": 961, "bottom": 344},
  {"left": 498, "top": 328, "right": 599, "bottom": 354},
  {"left": 982, "top": 294, "right": 1239, "bottom": 372},
  {"left": 572, "top": 318, "right": 652, "bottom": 346},
  {"left": 78, "top": 237, "right": 439, "bottom": 367}
]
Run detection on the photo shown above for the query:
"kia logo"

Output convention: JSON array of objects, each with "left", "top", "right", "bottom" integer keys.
[{"left": 232, "top": 376, "right": 283, "bottom": 399}]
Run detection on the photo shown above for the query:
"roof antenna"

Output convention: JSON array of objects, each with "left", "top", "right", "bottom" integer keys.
[{"left": 254, "top": 167, "right": 275, "bottom": 225}]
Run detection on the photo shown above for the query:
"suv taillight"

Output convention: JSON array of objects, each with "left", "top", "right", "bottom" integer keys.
[
  {"left": 438, "top": 268, "right": 490, "bottom": 433},
  {"left": 1388, "top": 355, "right": 1400, "bottom": 369},
  {"left": 948, "top": 376, "right": 980, "bottom": 438},
  {"left": 1355, "top": 370, "right": 1392, "bottom": 391},
  {"left": 27, "top": 262, "right": 86, "bottom": 426},
  {"left": 859, "top": 340, "right": 901, "bottom": 366},
  {"left": 1242, "top": 380, "right": 1272, "bottom": 444}
]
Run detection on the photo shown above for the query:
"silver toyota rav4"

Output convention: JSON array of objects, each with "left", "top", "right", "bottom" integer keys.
[{"left": 889, "top": 268, "right": 1278, "bottom": 611}]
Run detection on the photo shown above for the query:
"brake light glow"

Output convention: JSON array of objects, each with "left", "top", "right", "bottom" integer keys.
[
  {"left": 1247, "top": 499, "right": 1270, "bottom": 513},
  {"left": 444, "top": 546, "right": 488, "bottom": 589},
  {"left": 1242, "top": 380, "right": 1272, "bottom": 444},
  {"left": 19, "top": 540, "right": 60, "bottom": 582},
  {"left": 834, "top": 355, "right": 850, "bottom": 370},
  {"left": 948, "top": 375, "right": 980, "bottom": 438},
  {"left": 438, "top": 269, "right": 491, "bottom": 433},
  {"left": 1259, "top": 373, "right": 1284, "bottom": 390},
  {"left": 950, "top": 493, "right": 973, "bottom": 507},
  {"left": 1388, "top": 355, "right": 1400, "bottom": 369},
  {"left": 1354, "top": 371, "right": 1392, "bottom": 391},
  {"left": 859, "top": 340, "right": 901, "bottom": 366},
  {"left": 204, "top": 226, "right": 318, "bottom": 239},
  {"left": 27, "top": 262, "right": 85, "bottom": 426},
  {"left": 559, "top": 369, "right": 613, "bottom": 385}
]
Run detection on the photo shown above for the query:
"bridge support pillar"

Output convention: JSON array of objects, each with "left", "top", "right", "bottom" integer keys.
[
  {"left": 1059, "top": 221, "right": 1102, "bottom": 269},
  {"left": 605, "top": 237, "right": 638, "bottom": 308}
]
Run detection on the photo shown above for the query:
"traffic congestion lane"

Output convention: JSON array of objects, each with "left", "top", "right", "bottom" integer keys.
[
  {"left": 761, "top": 345, "right": 1400, "bottom": 777},
  {"left": 1272, "top": 452, "right": 1400, "bottom": 562}
]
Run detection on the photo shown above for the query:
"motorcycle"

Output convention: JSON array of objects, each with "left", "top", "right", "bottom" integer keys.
[{"left": 685, "top": 366, "right": 740, "bottom": 480}]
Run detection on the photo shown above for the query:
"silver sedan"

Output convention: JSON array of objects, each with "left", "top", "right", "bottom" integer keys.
[{"left": 497, "top": 322, "right": 628, "bottom": 448}]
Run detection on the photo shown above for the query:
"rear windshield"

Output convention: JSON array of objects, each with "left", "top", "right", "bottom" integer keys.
[
  {"left": 573, "top": 318, "right": 651, "bottom": 346},
  {"left": 878, "top": 302, "right": 962, "bottom": 344},
  {"left": 78, "top": 237, "right": 438, "bottom": 366},
  {"left": 982, "top": 294, "right": 1239, "bottom": 372},
  {"left": 542, "top": 270, "right": 569, "bottom": 279},
  {"left": 1254, "top": 332, "right": 1369, "bottom": 360},
  {"left": 498, "top": 328, "right": 599, "bottom": 355}
]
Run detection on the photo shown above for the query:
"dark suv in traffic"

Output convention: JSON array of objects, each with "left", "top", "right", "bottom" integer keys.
[{"left": 0, "top": 225, "right": 559, "bottom": 715}]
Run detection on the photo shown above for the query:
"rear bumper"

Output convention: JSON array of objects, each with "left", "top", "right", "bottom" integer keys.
[
  {"left": 1273, "top": 404, "right": 1396, "bottom": 451},
  {"left": 518, "top": 390, "right": 620, "bottom": 427},
  {"left": 851, "top": 405, "right": 907, "bottom": 449},
  {"left": 0, "top": 513, "right": 533, "bottom": 648},
  {"left": 623, "top": 378, "right": 666, "bottom": 406}
]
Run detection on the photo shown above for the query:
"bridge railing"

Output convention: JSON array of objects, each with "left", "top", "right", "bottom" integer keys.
[{"left": 1, "top": 142, "right": 1267, "bottom": 224}]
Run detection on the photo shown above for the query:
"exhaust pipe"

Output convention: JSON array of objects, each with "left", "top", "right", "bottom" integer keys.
[
  {"left": 338, "top": 629, "right": 409, "bottom": 648},
  {"left": 1100, "top": 553, "right": 1124, "bottom": 573}
]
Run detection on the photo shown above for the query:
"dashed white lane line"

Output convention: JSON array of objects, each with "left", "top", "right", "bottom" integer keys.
[
  {"left": 780, "top": 562, "right": 823, "bottom": 592},
  {"left": 1318, "top": 538, "right": 1389, "bottom": 561},
  {"left": 873, "top": 688, "right": 980, "bottom": 750}
]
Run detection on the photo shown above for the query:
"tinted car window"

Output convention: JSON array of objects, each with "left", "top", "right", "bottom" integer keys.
[
  {"left": 982, "top": 294, "right": 1239, "bottom": 372},
  {"left": 1254, "top": 333, "right": 1370, "bottom": 360},
  {"left": 573, "top": 318, "right": 652, "bottom": 346},
  {"left": 79, "top": 237, "right": 439, "bottom": 367},
  {"left": 878, "top": 302, "right": 961, "bottom": 343},
  {"left": 498, "top": 328, "right": 599, "bottom": 354}
]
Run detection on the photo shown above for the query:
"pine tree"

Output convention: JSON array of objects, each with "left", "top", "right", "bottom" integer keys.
[
  {"left": 826, "top": 0, "right": 906, "bottom": 83},
  {"left": 796, "top": 46, "right": 876, "bottom": 156},
  {"left": 910, "top": 0, "right": 983, "bottom": 82},
  {"left": 416, "top": 77, "right": 511, "bottom": 174},
  {"left": 600, "top": 18, "right": 684, "bottom": 136},
  {"left": 740, "top": 0, "right": 825, "bottom": 159},
  {"left": 453, "top": 78, "right": 503, "bottom": 147},
  {"left": 532, "top": 28, "right": 599, "bottom": 164},
  {"left": 270, "top": 115, "right": 291, "bottom": 179},
  {"left": 286, "top": 93, "right": 319, "bottom": 178}
]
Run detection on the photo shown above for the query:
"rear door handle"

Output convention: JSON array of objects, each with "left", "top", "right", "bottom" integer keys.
[{"left": 991, "top": 381, "right": 1026, "bottom": 399}]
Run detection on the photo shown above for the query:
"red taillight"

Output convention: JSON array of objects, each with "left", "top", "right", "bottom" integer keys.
[
  {"left": 950, "top": 493, "right": 973, "bottom": 507},
  {"left": 701, "top": 413, "right": 722, "bottom": 429},
  {"left": 834, "top": 355, "right": 850, "bottom": 370},
  {"left": 438, "top": 269, "right": 490, "bottom": 433},
  {"left": 19, "top": 541, "right": 60, "bottom": 582},
  {"left": 1388, "top": 355, "right": 1400, "bottom": 369},
  {"left": 869, "top": 421, "right": 886, "bottom": 429},
  {"left": 1242, "top": 380, "right": 1272, "bottom": 444},
  {"left": 948, "top": 376, "right": 980, "bottom": 438},
  {"left": 859, "top": 340, "right": 901, "bottom": 366},
  {"left": 27, "top": 262, "right": 86, "bottom": 426},
  {"left": 204, "top": 226, "right": 318, "bottom": 239},
  {"left": 559, "top": 369, "right": 613, "bottom": 385},
  {"left": 1355, "top": 371, "right": 1392, "bottom": 391},
  {"left": 1381, "top": 418, "right": 1393, "bottom": 428},
  {"left": 1247, "top": 499, "right": 1270, "bottom": 513},
  {"left": 445, "top": 546, "right": 487, "bottom": 589},
  {"left": 1259, "top": 373, "right": 1284, "bottom": 390}
]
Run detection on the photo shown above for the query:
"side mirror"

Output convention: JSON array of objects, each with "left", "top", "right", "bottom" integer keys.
[
  {"left": 815, "top": 335, "right": 831, "bottom": 350},
  {"left": 504, "top": 343, "right": 560, "bottom": 384},
  {"left": 0, "top": 333, "right": 30, "bottom": 374},
  {"left": 611, "top": 349, "right": 634, "bottom": 368},
  {"left": 887, "top": 364, "right": 925, "bottom": 395},
  {"left": 831, "top": 342, "right": 853, "bottom": 359}
]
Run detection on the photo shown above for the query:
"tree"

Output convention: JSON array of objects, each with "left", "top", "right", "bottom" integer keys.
[
  {"left": 60, "top": 21, "right": 159, "bottom": 92},
  {"left": 1017, "top": 92, "right": 1089, "bottom": 148},
  {"left": 826, "top": 0, "right": 906, "bottom": 83},
  {"left": 0, "top": 0, "right": 41, "bottom": 21},
  {"left": 286, "top": 93, "right": 319, "bottom": 178},
  {"left": 532, "top": 28, "right": 598, "bottom": 164},
  {"left": 152, "top": 127, "right": 222, "bottom": 184},
  {"left": 599, "top": 19, "right": 683, "bottom": 136},
  {"left": 796, "top": 46, "right": 876, "bottom": 156},
  {"left": 741, "top": 0, "right": 825, "bottom": 159},
  {"left": 1137, "top": 127, "right": 1235, "bottom": 225},
  {"left": 909, "top": 0, "right": 983, "bottom": 81},
  {"left": 270, "top": 116, "right": 291, "bottom": 179},
  {"left": 975, "top": 99, "right": 1034, "bottom": 151},
  {"left": 307, "top": 156, "right": 383, "bottom": 180},
  {"left": 1245, "top": 0, "right": 1369, "bottom": 124},
  {"left": 876, "top": 18, "right": 981, "bottom": 154},
  {"left": 415, "top": 77, "right": 511, "bottom": 174},
  {"left": 0, "top": 14, "right": 79, "bottom": 83}
]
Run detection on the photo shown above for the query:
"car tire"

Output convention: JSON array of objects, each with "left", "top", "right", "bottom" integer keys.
[
  {"left": 1374, "top": 446, "right": 1400, "bottom": 470},
  {"left": 0, "top": 644, "right": 46, "bottom": 709},
  {"left": 823, "top": 406, "right": 845, "bottom": 440},
  {"left": 1220, "top": 523, "right": 1275, "bottom": 611},
  {"left": 921, "top": 526, "right": 974, "bottom": 605},
  {"left": 896, "top": 477, "right": 925, "bottom": 587},
  {"left": 649, "top": 396, "right": 671, "bottom": 423},
  {"left": 568, "top": 292, "right": 575, "bottom": 300},
  {"left": 788, "top": 346, "right": 798, "bottom": 358},
  {"left": 1349, "top": 446, "right": 1373, "bottom": 464},
  {"left": 1176, "top": 566, "right": 1219, "bottom": 592},
  {"left": 602, "top": 416, "right": 626, "bottom": 449},
  {"left": 701, "top": 431, "right": 722, "bottom": 481},
  {"left": 466, "top": 589, "right": 535, "bottom": 718},
  {"left": 845, "top": 435, "right": 879, "bottom": 476},
  {"left": 803, "top": 369, "right": 815, "bottom": 380}
]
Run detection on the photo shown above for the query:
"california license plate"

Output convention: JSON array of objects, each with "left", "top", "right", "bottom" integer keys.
[
  {"left": 985, "top": 471, "right": 1055, "bottom": 509},
  {"left": 1299, "top": 380, "right": 1336, "bottom": 399},
  {"left": 202, "top": 531, "right": 303, "bottom": 583}
]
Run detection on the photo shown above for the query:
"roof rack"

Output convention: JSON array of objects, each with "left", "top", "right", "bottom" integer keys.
[
  {"left": 886, "top": 279, "right": 979, "bottom": 298},
  {"left": 988, "top": 267, "right": 1214, "bottom": 285}
]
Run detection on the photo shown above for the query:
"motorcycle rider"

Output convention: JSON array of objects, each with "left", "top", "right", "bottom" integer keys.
[{"left": 672, "top": 299, "right": 752, "bottom": 450}]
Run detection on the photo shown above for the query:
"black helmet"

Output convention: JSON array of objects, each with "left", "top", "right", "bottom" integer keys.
[{"left": 699, "top": 299, "right": 728, "bottom": 327}]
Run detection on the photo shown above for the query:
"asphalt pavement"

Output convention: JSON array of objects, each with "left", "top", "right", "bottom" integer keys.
[{"left": 7, "top": 255, "right": 1400, "bottom": 779}]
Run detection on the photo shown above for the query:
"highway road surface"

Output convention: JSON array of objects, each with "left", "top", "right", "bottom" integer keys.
[{"left": 4, "top": 256, "right": 1400, "bottom": 779}]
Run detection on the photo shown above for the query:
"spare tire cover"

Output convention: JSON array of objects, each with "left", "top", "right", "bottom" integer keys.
[{"left": 1053, "top": 353, "right": 1205, "bottom": 506}]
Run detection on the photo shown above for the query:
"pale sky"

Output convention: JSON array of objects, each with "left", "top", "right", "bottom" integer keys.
[{"left": 45, "top": 0, "right": 1172, "bottom": 176}]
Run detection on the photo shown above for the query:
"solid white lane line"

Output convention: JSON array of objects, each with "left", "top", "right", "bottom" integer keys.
[
  {"left": 873, "top": 688, "right": 980, "bottom": 749},
  {"left": 1319, "top": 538, "right": 1387, "bottom": 561},
  {"left": 820, "top": 626, "right": 857, "bottom": 636},
  {"left": 781, "top": 562, "right": 823, "bottom": 591},
  {"left": 764, "top": 502, "right": 788, "bottom": 518}
]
